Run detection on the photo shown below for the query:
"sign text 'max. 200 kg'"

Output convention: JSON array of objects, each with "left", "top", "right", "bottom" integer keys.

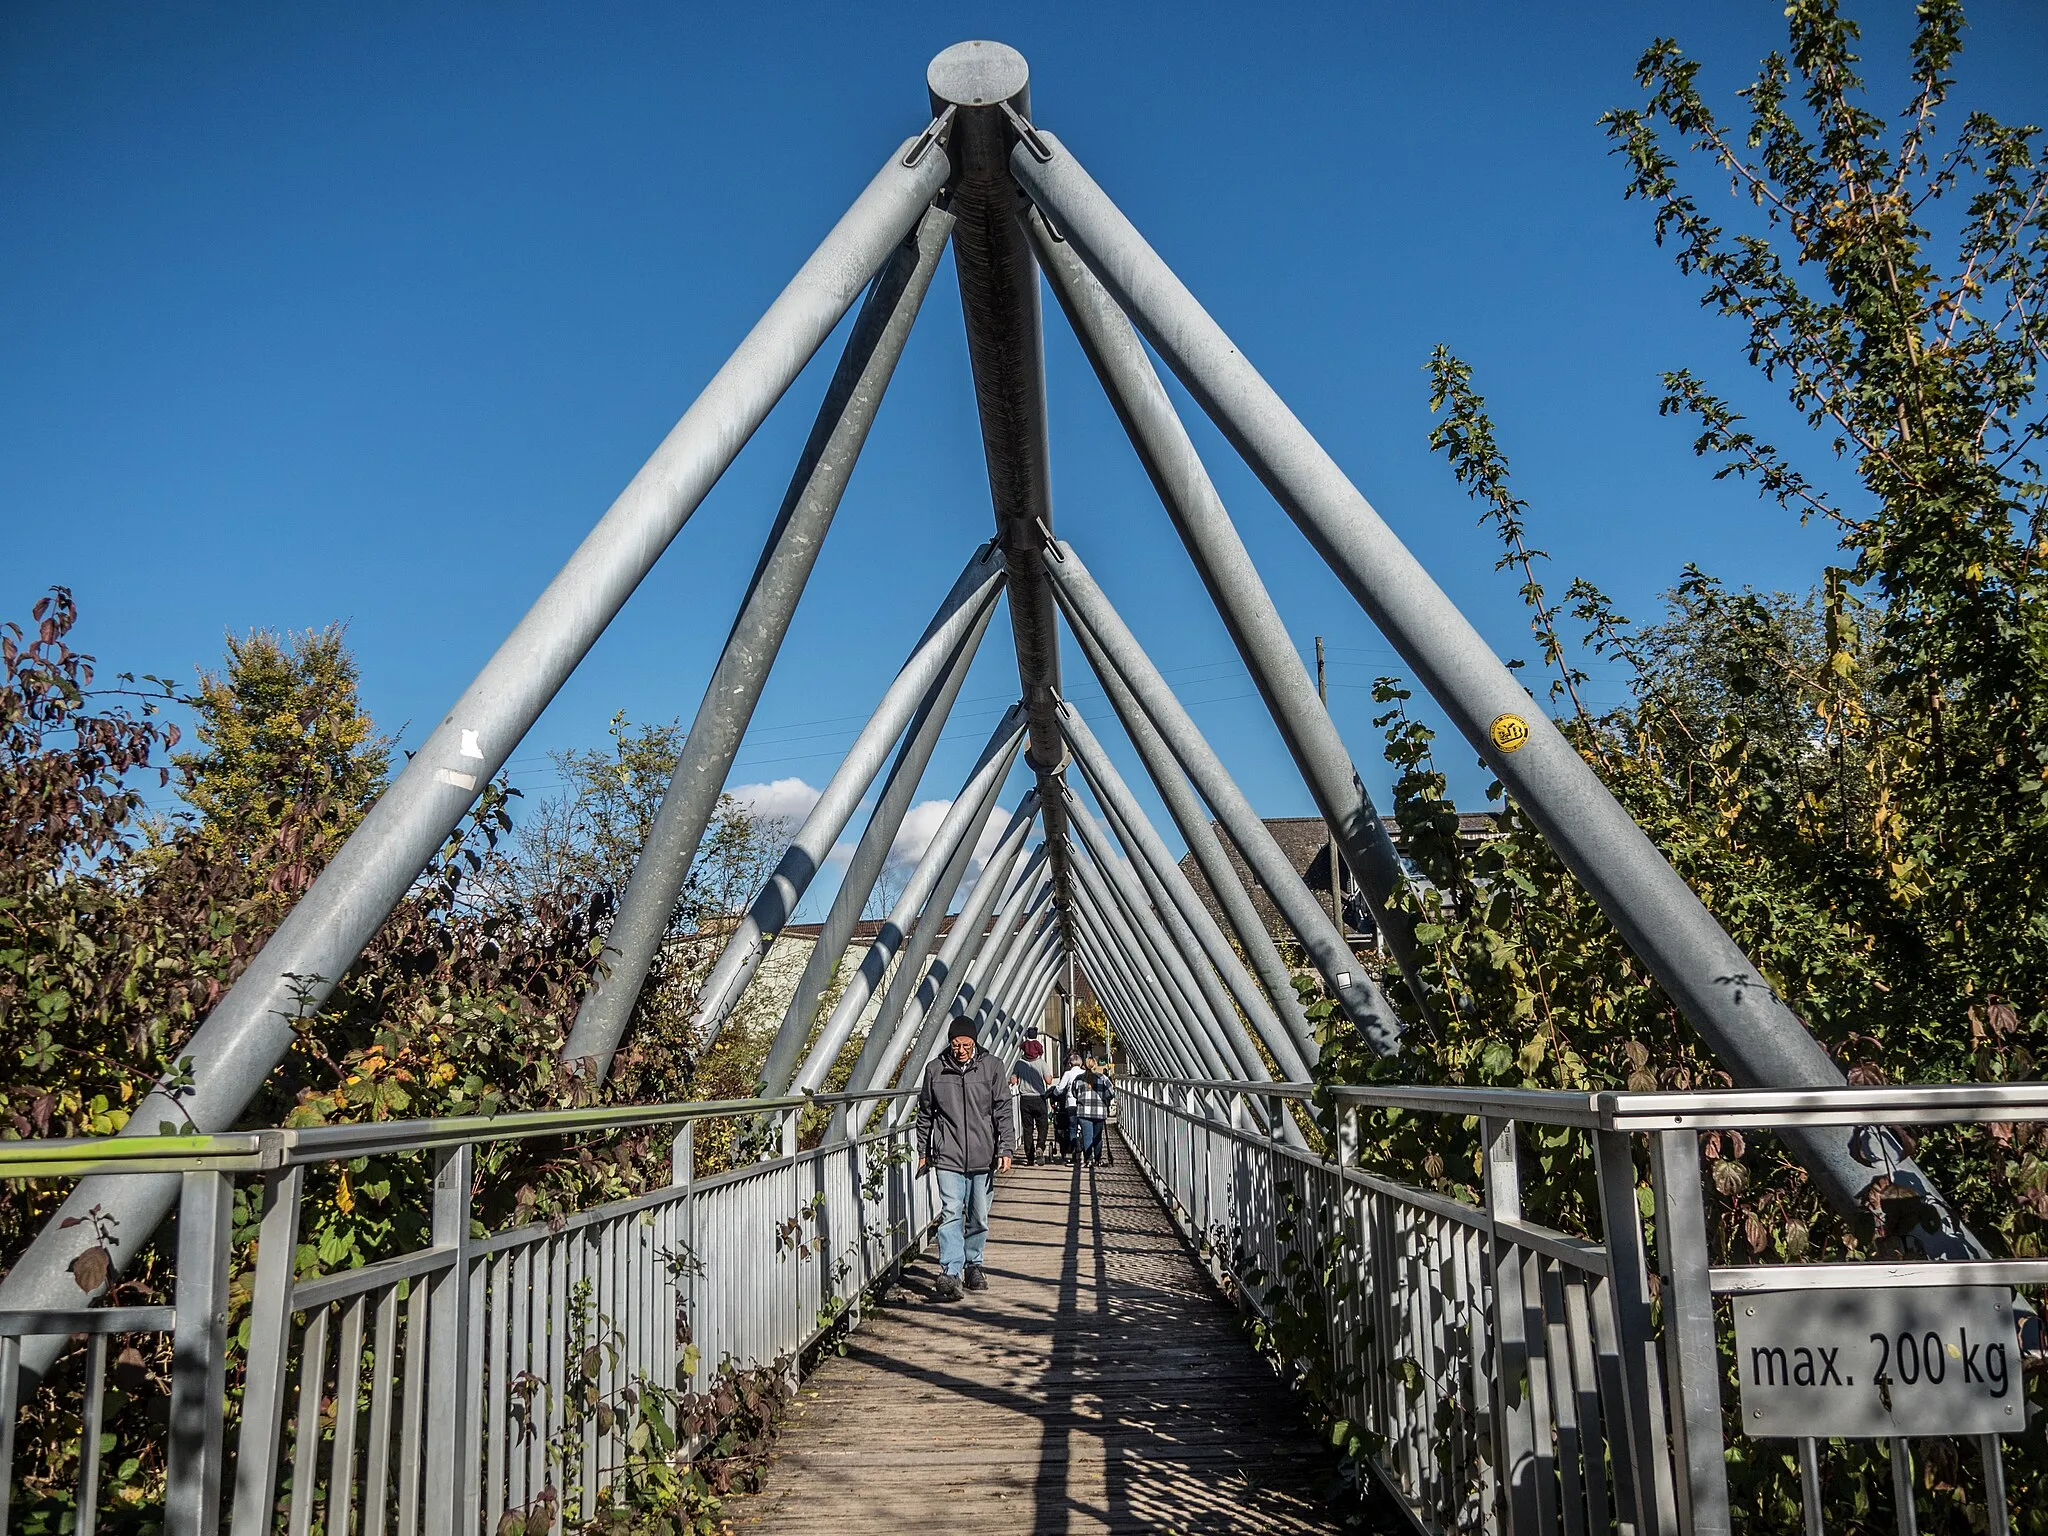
[{"left": 1733, "top": 1285, "right": 2021, "bottom": 1439}]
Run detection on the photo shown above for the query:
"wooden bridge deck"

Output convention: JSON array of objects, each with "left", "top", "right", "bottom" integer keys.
[{"left": 737, "top": 1137, "right": 1350, "bottom": 1535}]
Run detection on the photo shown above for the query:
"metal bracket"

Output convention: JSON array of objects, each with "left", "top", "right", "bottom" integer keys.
[
  {"left": 903, "top": 104, "right": 957, "bottom": 168},
  {"left": 1001, "top": 101, "right": 1054, "bottom": 164}
]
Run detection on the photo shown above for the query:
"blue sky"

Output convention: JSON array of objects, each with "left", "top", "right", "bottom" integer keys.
[{"left": 6, "top": 2, "right": 2045, "bottom": 917}]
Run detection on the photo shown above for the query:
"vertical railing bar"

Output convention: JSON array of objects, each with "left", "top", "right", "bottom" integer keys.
[
  {"left": 1979, "top": 1434, "right": 2008, "bottom": 1536},
  {"left": 331, "top": 1294, "right": 368, "bottom": 1536},
  {"left": 1594, "top": 1130, "right": 1677, "bottom": 1536},
  {"left": 231, "top": 1164, "right": 306, "bottom": 1533},
  {"left": 422, "top": 1142, "right": 474, "bottom": 1536},
  {"left": 1559, "top": 1270, "right": 1608, "bottom": 1536},
  {"left": 164, "top": 1170, "right": 234, "bottom": 1536},
  {"left": 579, "top": 1226, "right": 597, "bottom": 1524},
  {"left": 1482, "top": 1116, "right": 1538, "bottom": 1536},
  {"left": 0, "top": 1334, "right": 18, "bottom": 1536},
  {"left": 288, "top": 1305, "right": 331, "bottom": 1536},
  {"left": 76, "top": 1331, "right": 108, "bottom": 1536},
  {"left": 1586, "top": 1273, "right": 1640, "bottom": 1536},
  {"left": 1538, "top": 1261, "right": 1584, "bottom": 1536},
  {"left": 397, "top": 1280, "right": 428, "bottom": 1536},
  {"left": 543, "top": 1237, "right": 566, "bottom": 1529},
  {"left": 506, "top": 1246, "right": 530, "bottom": 1515},
  {"left": 1889, "top": 1439, "right": 1917, "bottom": 1536},
  {"left": 486, "top": 1252, "right": 508, "bottom": 1532},
  {"left": 1649, "top": 1129, "right": 1731, "bottom": 1536},
  {"left": 363, "top": 1284, "right": 401, "bottom": 1536},
  {"left": 461, "top": 1255, "right": 485, "bottom": 1534},
  {"left": 1798, "top": 1438, "right": 1825, "bottom": 1536}
]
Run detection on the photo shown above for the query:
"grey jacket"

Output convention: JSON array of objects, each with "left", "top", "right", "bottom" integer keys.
[{"left": 917, "top": 1047, "right": 1016, "bottom": 1173}]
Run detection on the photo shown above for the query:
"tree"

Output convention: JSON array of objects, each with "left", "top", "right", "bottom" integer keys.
[
  {"left": 1308, "top": 6, "right": 2047, "bottom": 1525},
  {"left": 178, "top": 624, "right": 389, "bottom": 876}
]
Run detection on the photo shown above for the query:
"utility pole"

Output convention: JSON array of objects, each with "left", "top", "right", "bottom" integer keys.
[{"left": 1315, "top": 636, "right": 1343, "bottom": 931}]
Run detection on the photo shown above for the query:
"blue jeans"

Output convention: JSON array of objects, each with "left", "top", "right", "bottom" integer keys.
[
  {"left": 934, "top": 1169, "right": 993, "bottom": 1276},
  {"left": 1075, "top": 1117, "right": 1104, "bottom": 1163}
]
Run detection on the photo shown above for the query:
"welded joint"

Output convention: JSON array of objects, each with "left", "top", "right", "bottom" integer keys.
[{"left": 903, "top": 105, "right": 958, "bottom": 168}]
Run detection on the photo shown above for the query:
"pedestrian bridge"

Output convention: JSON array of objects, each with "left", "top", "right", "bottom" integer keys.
[{"left": 1, "top": 40, "right": 2037, "bottom": 1536}]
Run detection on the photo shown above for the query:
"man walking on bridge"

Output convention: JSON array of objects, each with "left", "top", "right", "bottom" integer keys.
[{"left": 917, "top": 1018, "right": 1014, "bottom": 1301}]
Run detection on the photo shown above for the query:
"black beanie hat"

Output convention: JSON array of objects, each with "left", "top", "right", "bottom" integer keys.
[{"left": 948, "top": 1018, "right": 977, "bottom": 1042}]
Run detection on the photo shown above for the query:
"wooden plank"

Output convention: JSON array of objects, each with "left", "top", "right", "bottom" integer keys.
[{"left": 735, "top": 1144, "right": 1352, "bottom": 1534}]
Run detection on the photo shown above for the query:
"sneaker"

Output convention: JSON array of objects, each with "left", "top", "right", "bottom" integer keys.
[
  {"left": 934, "top": 1273, "right": 963, "bottom": 1302},
  {"left": 963, "top": 1264, "right": 988, "bottom": 1292}
]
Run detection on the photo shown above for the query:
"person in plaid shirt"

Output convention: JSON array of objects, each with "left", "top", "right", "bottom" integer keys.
[{"left": 1067, "top": 1055, "right": 1114, "bottom": 1170}]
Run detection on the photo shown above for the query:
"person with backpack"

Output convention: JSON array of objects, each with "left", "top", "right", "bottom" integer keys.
[
  {"left": 1050, "top": 1052, "right": 1084, "bottom": 1158},
  {"left": 1068, "top": 1055, "right": 1114, "bottom": 1170},
  {"left": 916, "top": 1018, "right": 1015, "bottom": 1300},
  {"left": 1010, "top": 1034, "right": 1052, "bottom": 1166}
]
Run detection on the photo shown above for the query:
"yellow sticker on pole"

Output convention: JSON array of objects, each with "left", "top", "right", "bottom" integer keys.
[{"left": 1489, "top": 713, "right": 1531, "bottom": 754}]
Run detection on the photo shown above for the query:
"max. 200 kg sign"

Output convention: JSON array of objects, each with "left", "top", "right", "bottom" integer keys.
[{"left": 1732, "top": 1286, "right": 2020, "bottom": 1439}]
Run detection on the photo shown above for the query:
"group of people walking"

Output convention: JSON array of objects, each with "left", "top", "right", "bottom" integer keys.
[
  {"left": 1008, "top": 1035, "right": 1115, "bottom": 1169},
  {"left": 914, "top": 1017, "right": 1116, "bottom": 1302}
]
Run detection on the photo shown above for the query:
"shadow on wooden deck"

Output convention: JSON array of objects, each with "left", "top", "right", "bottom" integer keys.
[{"left": 735, "top": 1136, "right": 1374, "bottom": 1534}]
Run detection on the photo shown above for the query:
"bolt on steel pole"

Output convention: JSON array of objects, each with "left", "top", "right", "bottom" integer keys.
[
  {"left": 563, "top": 204, "right": 956, "bottom": 1079},
  {"left": 788, "top": 713, "right": 1025, "bottom": 1093},
  {"left": 1015, "top": 130, "right": 1983, "bottom": 1253},
  {"left": 1024, "top": 204, "right": 1427, "bottom": 1009},
  {"left": 1060, "top": 705, "right": 1309, "bottom": 1081},
  {"left": 1061, "top": 619, "right": 1319, "bottom": 1064},
  {"left": 1049, "top": 540, "right": 1404, "bottom": 1056},
  {"left": 757, "top": 605, "right": 1003, "bottom": 1097},
  {"left": 689, "top": 545, "right": 1004, "bottom": 1048},
  {"left": 0, "top": 134, "right": 958, "bottom": 1344}
]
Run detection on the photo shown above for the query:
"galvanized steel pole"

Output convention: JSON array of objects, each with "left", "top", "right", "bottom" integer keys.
[
  {"left": 563, "top": 204, "right": 957, "bottom": 1079},
  {"left": 1016, "top": 133, "right": 1979, "bottom": 1251},
  {"left": 0, "top": 134, "right": 957, "bottom": 1340},
  {"left": 757, "top": 607, "right": 1002, "bottom": 1096},
  {"left": 689, "top": 545, "right": 1004, "bottom": 1048},
  {"left": 788, "top": 713, "right": 1025, "bottom": 1093},
  {"left": 1024, "top": 205, "right": 1427, "bottom": 1009},
  {"left": 1060, "top": 705, "right": 1309, "bottom": 1081},
  {"left": 1061, "top": 619, "right": 1318, "bottom": 1064},
  {"left": 925, "top": 42, "right": 1077, "bottom": 944},
  {"left": 1049, "top": 540, "right": 1404, "bottom": 1056}
]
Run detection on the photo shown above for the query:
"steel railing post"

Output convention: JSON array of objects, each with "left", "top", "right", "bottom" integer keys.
[
  {"left": 164, "top": 1171, "right": 233, "bottom": 1536},
  {"left": 229, "top": 1163, "right": 305, "bottom": 1532},
  {"left": 1649, "top": 1130, "right": 1732, "bottom": 1536},
  {"left": 1480, "top": 1118, "right": 1539, "bottom": 1536},
  {"left": 424, "top": 1143, "right": 475, "bottom": 1536},
  {"left": 1593, "top": 1129, "right": 1677, "bottom": 1536}
]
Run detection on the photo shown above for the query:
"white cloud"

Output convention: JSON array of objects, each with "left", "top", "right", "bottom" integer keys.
[
  {"left": 885, "top": 799, "right": 953, "bottom": 874},
  {"left": 727, "top": 777, "right": 822, "bottom": 828}
]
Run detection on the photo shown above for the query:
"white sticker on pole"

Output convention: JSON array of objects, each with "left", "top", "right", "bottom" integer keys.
[{"left": 1732, "top": 1285, "right": 2020, "bottom": 1438}]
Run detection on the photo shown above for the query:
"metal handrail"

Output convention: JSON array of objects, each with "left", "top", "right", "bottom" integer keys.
[
  {"left": 1127, "top": 1075, "right": 2048, "bottom": 1129},
  {"left": 1119, "top": 1072, "right": 2032, "bottom": 1536},
  {"left": 0, "top": 1086, "right": 916, "bottom": 1178}
]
